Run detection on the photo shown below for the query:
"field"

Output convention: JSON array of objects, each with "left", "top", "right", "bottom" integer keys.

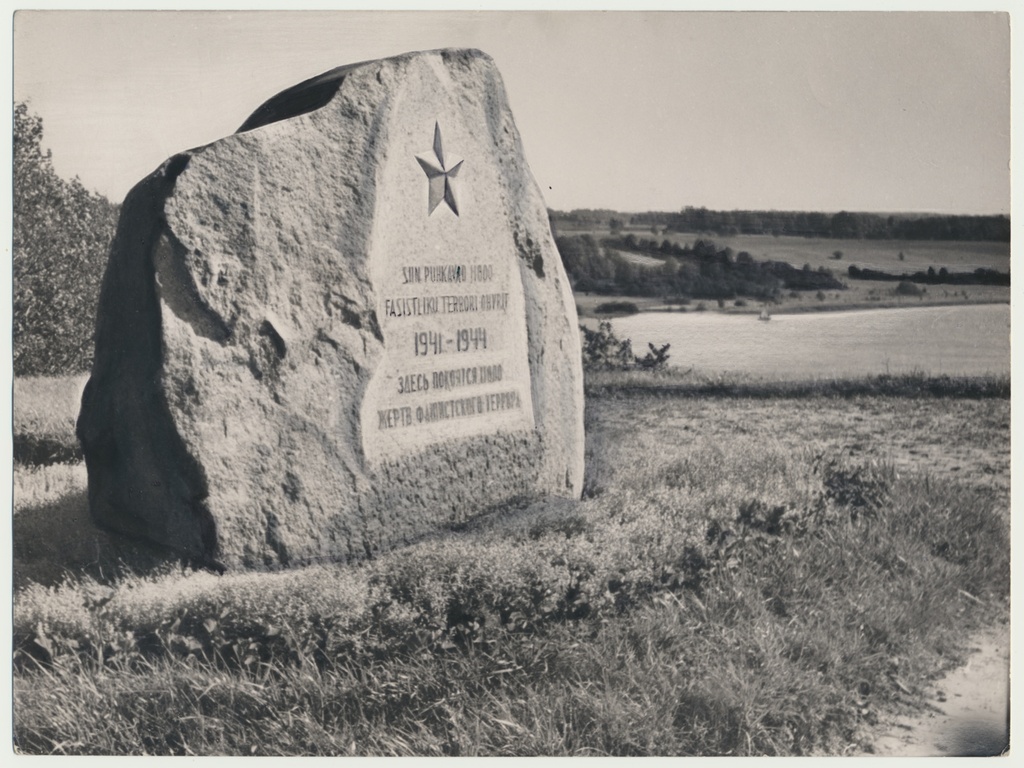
[
  {"left": 562, "top": 224, "right": 1010, "bottom": 273},
  {"left": 694, "top": 232, "right": 1009, "bottom": 313},
  {"left": 564, "top": 227, "right": 1010, "bottom": 317},
  {"left": 604, "top": 303, "right": 1010, "bottom": 380},
  {"left": 610, "top": 248, "right": 665, "bottom": 268},
  {"left": 11, "top": 370, "right": 1010, "bottom": 755},
  {"left": 699, "top": 232, "right": 1009, "bottom": 274}
]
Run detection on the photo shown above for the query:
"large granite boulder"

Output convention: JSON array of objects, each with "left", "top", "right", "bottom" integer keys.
[{"left": 77, "top": 48, "right": 584, "bottom": 569}]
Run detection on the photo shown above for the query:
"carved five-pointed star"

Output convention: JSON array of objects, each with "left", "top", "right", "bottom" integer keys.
[{"left": 416, "top": 122, "right": 463, "bottom": 216}]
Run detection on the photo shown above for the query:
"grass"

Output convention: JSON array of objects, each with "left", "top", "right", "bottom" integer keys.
[
  {"left": 12, "top": 373, "right": 1010, "bottom": 756},
  {"left": 584, "top": 368, "right": 1012, "bottom": 400},
  {"left": 12, "top": 462, "right": 87, "bottom": 512},
  {"left": 13, "top": 373, "right": 88, "bottom": 464},
  {"left": 13, "top": 374, "right": 89, "bottom": 439}
]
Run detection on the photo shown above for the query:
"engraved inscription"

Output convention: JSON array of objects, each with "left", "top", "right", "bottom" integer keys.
[
  {"left": 401, "top": 264, "right": 494, "bottom": 284},
  {"left": 413, "top": 327, "right": 486, "bottom": 356},
  {"left": 377, "top": 390, "right": 524, "bottom": 431},
  {"left": 360, "top": 115, "right": 535, "bottom": 462},
  {"left": 382, "top": 292, "right": 509, "bottom": 317},
  {"left": 389, "top": 363, "right": 507, "bottom": 397}
]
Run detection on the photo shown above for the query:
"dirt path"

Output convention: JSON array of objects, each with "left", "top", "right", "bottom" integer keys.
[{"left": 871, "top": 622, "right": 1010, "bottom": 756}]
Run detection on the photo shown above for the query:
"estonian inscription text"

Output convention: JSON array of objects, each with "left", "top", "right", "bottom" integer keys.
[
  {"left": 383, "top": 291, "right": 508, "bottom": 317},
  {"left": 401, "top": 264, "right": 494, "bottom": 284}
]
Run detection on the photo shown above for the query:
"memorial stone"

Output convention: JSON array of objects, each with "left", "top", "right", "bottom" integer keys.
[{"left": 77, "top": 49, "right": 585, "bottom": 569}]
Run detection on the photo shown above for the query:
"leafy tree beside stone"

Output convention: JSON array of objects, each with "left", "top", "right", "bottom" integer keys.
[{"left": 13, "top": 102, "right": 119, "bottom": 376}]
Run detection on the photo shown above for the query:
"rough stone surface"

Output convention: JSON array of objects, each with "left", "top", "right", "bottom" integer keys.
[{"left": 77, "top": 49, "right": 584, "bottom": 569}]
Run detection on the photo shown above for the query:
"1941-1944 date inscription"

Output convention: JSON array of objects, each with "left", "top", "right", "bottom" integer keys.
[{"left": 414, "top": 327, "right": 487, "bottom": 356}]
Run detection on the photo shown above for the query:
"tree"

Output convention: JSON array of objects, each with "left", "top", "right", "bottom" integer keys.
[
  {"left": 635, "top": 342, "right": 670, "bottom": 371},
  {"left": 13, "top": 102, "right": 120, "bottom": 375},
  {"left": 580, "top": 321, "right": 634, "bottom": 371},
  {"left": 829, "top": 211, "right": 862, "bottom": 239}
]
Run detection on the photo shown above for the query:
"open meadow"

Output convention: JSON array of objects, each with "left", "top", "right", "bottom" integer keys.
[
  {"left": 567, "top": 226, "right": 1010, "bottom": 317},
  {"left": 697, "top": 232, "right": 1009, "bottom": 274},
  {"left": 12, "top": 368, "right": 1010, "bottom": 756},
  {"left": 693, "top": 232, "right": 1009, "bottom": 313},
  {"left": 562, "top": 224, "right": 1010, "bottom": 274},
  {"left": 605, "top": 303, "right": 1010, "bottom": 380}
]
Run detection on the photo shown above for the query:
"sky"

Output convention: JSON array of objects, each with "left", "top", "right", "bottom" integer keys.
[{"left": 8, "top": 6, "right": 1014, "bottom": 217}]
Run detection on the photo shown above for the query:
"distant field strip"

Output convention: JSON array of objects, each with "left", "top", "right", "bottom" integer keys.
[
  {"left": 611, "top": 248, "right": 665, "bottom": 268},
  {"left": 611, "top": 303, "right": 1010, "bottom": 380},
  {"left": 664, "top": 232, "right": 1010, "bottom": 274}
]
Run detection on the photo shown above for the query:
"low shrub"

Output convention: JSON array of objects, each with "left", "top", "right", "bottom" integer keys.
[
  {"left": 580, "top": 322, "right": 670, "bottom": 372},
  {"left": 635, "top": 343, "right": 671, "bottom": 371},
  {"left": 594, "top": 301, "right": 640, "bottom": 315},
  {"left": 895, "top": 281, "right": 923, "bottom": 297},
  {"left": 580, "top": 321, "right": 635, "bottom": 371}
]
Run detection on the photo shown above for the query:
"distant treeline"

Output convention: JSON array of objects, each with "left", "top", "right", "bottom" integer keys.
[
  {"left": 556, "top": 233, "right": 844, "bottom": 301},
  {"left": 848, "top": 264, "right": 1010, "bottom": 287},
  {"left": 552, "top": 207, "right": 1010, "bottom": 242}
]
